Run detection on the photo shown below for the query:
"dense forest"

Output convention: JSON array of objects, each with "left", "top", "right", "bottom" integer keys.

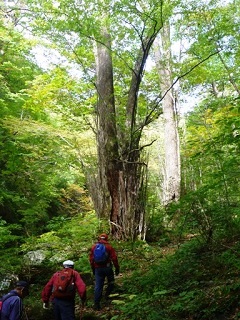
[{"left": 0, "top": 0, "right": 240, "bottom": 319}]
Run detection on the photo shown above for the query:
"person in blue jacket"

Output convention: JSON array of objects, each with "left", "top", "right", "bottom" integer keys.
[{"left": 1, "top": 280, "right": 29, "bottom": 320}]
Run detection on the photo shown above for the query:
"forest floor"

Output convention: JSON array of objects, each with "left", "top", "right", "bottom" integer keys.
[
  {"left": 80, "top": 243, "right": 178, "bottom": 320},
  {"left": 78, "top": 237, "right": 240, "bottom": 320},
  {"left": 24, "top": 236, "right": 240, "bottom": 320},
  {"left": 80, "top": 274, "right": 127, "bottom": 319}
]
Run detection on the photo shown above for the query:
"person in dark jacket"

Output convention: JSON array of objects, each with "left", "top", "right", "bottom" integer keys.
[
  {"left": 1, "top": 280, "right": 29, "bottom": 320},
  {"left": 89, "top": 233, "right": 120, "bottom": 310},
  {"left": 41, "top": 260, "right": 86, "bottom": 320}
]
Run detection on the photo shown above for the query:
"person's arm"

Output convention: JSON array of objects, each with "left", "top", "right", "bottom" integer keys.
[
  {"left": 89, "top": 245, "right": 96, "bottom": 273},
  {"left": 74, "top": 271, "right": 87, "bottom": 302},
  {"left": 9, "top": 296, "right": 22, "bottom": 320},
  {"left": 109, "top": 245, "right": 120, "bottom": 274},
  {"left": 41, "top": 274, "right": 55, "bottom": 303}
]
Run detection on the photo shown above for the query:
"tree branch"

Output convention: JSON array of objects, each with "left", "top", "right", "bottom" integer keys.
[{"left": 142, "top": 49, "right": 221, "bottom": 127}]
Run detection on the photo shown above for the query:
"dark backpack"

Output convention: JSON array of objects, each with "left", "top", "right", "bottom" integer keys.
[
  {"left": 0, "top": 292, "right": 18, "bottom": 316},
  {"left": 93, "top": 243, "right": 109, "bottom": 264},
  {"left": 53, "top": 268, "right": 75, "bottom": 299}
]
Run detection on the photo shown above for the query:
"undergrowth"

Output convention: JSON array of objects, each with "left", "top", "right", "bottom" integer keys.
[
  {"left": 2, "top": 219, "right": 240, "bottom": 320},
  {"left": 114, "top": 238, "right": 240, "bottom": 320}
]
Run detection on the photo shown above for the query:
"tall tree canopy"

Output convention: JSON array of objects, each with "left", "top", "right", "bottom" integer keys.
[{"left": 1, "top": 0, "right": 239, "bottom": 240}]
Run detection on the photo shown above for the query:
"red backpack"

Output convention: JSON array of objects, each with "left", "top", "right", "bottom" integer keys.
[{"left": 53, "top": 268, "right": 75, "bottom": 299}]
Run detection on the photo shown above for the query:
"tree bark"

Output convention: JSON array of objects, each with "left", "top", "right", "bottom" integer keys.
[
  {"left": 154, "top": 23, "right": 181, "bottom": 204},
  {"left": 95, "top": 27, "right": 121, "bottom": 231},
  {"left": 95, "top": 31, "right": 147, "bottom": 239},
  {"left": 93, "top": 5, "right": 162, "bottom": 240}
]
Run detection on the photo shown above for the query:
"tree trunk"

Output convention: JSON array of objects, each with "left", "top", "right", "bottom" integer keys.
[
  {"left": 94, "top": 29, "right": 157, "bottom": 239},
  {"left": 95, "top": 27, "right": 121, "bottom": 230},
  {"left": 93, "top": 8, "right": 162, "bottom": 240},
  {"left": 154, "top": 23, "right": 181, "bottom": 204},
  {"left": 94, "top": 32, "right": 147, "bottom": 239}
]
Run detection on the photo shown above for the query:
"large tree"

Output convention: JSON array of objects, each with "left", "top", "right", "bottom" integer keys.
[
  {"left": 91, "top": 0, "right": 165, "bottom": 239},
  {"left": 9, "top": 0, "right": 168, "bottom": 240},
  {"left": 3, "top": 0, "right": 236, "bottom": 240}
]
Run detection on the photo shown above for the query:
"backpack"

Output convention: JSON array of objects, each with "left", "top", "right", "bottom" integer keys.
[
  {"left": 53, "top": 268, "right": 75, "bottom": 299},
  {"left": 0, "top": 292, "right": 18, "bottom": 316},
  {"left": 93, "top": 243, "right": 109, "bottom": 264}
]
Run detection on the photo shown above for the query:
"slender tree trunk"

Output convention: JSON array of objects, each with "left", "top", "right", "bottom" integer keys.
[{"left": 154, "top": 23, "right": 181, "bottom": 204}]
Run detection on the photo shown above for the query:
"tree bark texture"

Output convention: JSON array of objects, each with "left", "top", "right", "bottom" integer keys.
[
  {"left": 154, "top": 23, "right": 181, "bottom": 204},
  {"left": 93, "top": 11, "right": 162, "bottom": 240},
  {"left": 94, "top": 28, "right": 148, "bottom": 240},
  {"left": 95, "top": 27, "right": 121, "bottom": 225}
]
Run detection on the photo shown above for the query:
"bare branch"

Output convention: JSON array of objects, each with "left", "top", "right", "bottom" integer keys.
[{"left": 142, "top": 49, "right": 221, "bottom": 127}]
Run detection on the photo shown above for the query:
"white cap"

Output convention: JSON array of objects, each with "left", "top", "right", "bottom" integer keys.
[{"left": 63, "top": 260, "right": 74, "bottom": 268}]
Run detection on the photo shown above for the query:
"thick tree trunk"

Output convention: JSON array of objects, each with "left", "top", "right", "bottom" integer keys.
[
  {"left": 95, "top": 27, "right": 121, "bottom": 227},
  {"left": 93, "top": 12, "right": 161, "bottom": 240},
  {"left": 94, "top": 28, "right": 149, "bottom": 240},
  {"left": 118, "top": 149, "right": 147, "bottom": 240}
]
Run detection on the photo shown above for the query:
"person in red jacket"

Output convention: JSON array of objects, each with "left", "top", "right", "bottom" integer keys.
[
  {"left": 89, "top": 233, "right": 120, "bottom": 310},
  {"left": 41, "top": 260, "right": 86, "bottom": 320}
]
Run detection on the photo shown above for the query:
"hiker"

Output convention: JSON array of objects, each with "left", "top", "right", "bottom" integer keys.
[
  {"left": 0, "top": 280, "right": 29, "bottom": 320},
  {"left": 89, "top": 233, "right": 120, "bottom": 310},
  {"left": 41, "top": 260, "right": 86, "bottom": 320}
]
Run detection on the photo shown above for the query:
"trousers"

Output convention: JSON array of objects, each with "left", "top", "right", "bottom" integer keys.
[
  {"left": 94, "top": 266, "right": 115, "bottom": 304},
  {"left": 52, "top": 298, "right": 75, "bottom": 320}
]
